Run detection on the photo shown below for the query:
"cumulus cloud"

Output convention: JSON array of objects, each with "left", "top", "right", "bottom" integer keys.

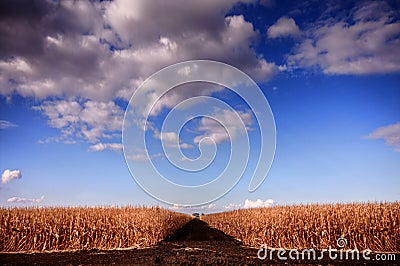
[
  {"left": 0, "top": 0, "right": 281, "bottom": 146},
  {"left": 1, "top": 169, "right": 22, "bottom": 184},
  {"left": 7, "top": 195, "right": 45, "bottom": 204},
  {"left": 147, "top": 83, "right": 225, "bottom": 117},
  {"left": 194, "top": 109, "right": 253, "bottom": 144},
  {"left": 0, "top": 0, "right": 278, "bottom": 102},
  {"left": 267, "top": 17, "right": 301, "bottom": 38},
  {"left": 365, "top": 122, "right": 400, "bottom": 152},
  {"left": 154, "top": 131, "right": 193, "bottom": 149},
  {"left": 88, "top": 142, "right": 123, "bottom": 152},
  {"left": 0, "top": 120, "right": 17, "bottom": 129},
  {"left": 288, "top": 1, "right": 400, "bottom": 74},
  {"left": 244, "top": 198, "right": 274, "bottom": 208},
  {"left": 34, "top": 100, "right": 124, "bottom": 143}
]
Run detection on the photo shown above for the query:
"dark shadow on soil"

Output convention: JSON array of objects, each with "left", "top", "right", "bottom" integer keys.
[{"left": 164, "top": 218, "right": 237, "bottom": 242}]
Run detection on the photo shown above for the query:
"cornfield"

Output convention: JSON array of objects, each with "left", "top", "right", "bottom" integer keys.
[
  {"left": 0, "top": 206, "right": 190, "bottom": 252},
  {"left": 204, "top": 202, "right": 400, "bottom": 252}
]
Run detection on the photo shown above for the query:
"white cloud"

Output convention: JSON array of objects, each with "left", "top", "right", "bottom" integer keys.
[
  {"left": 244, "top": 198, "right": 274, "bottom": 208},
  {"left": 170, "top": 204, "right": 182, "bottom": 210},
  {"left": 1, "top": 169, "right": 22, "bottom": 184},
  {"left": 223, "top": 203, "right": 242, "bottom": 209},
  {"left": 169, "top": 202, "right": 219, "bottom": 212},
  {"left": 126, "top": 152, "right": 164, "bottom": 161},
  {"left": 288, "top": 1, "right": 400, "bottom": 74},
  {"left": 33, "top": 100, "right": 82, "bottom": 129},
  {"left": 156, "top": 131, "right": 179, "bottom": 142},
  {"left": 169, "top": 200, "right": 273, "bottom": 212},
  {"left": 0, "top": 120, "right": 17, "bottom": 129},
  {"left": 80, "top": 101, "right": 124, "bottom": 142},
  {"left": 194, "top": 109, "right": 253, "bottom": 144},
  {"left": 365, "top": 122, "right": 400, "bottom": 152},
  {"left": 154, "top": 131, "right": 193, "bottom": 149},
  {"left": 34, "top": 100, "right": 124, "bottom": 143},
  {"left": 0, "top": 0, "right": 278, "bottom": 104},
  {"left": 146, "top": 83, "right": 225, "bottom": 118},
  {"left": 196, "top": 203, "right": 218, "bottom": 210},
  {"left": 180, "top": 143, "right": 194, "bottom": 149},
  {"left": 267, "top": 17, "right": 301, "bottom": 38},
  {"left": 207, "top": 203, "right": 217, "bottom": 209},
  {"left": 0, "top": 0, "right": 281, "bottom": 147},
  {"left": 88, "top": 142, "right": 123, "bottom": 152},
  {"left": 127, "top": 154, "right": 149, "bottom": 161},
  {"left": 7, "top": 195, "right": 45, "bottom": 204}
]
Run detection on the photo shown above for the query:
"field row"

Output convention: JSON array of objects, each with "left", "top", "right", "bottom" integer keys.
[
  {"left": 203, "top": 202, "right": 400, "bottom": 252},
  {"left": 0, "top": 206, "right": 190, "bottom": 252}
]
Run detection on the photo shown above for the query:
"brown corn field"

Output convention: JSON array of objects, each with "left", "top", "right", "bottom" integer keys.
[
  {"left": 204, "top": 202, "right": 400, "bottom": 252},
  {"left": 0, "top": 206, "right": 190, "bottom": 252}
]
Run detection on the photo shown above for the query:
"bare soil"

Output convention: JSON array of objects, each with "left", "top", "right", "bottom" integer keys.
[{"left": 0, "top": 219, "right": 397, "bottom": 265}]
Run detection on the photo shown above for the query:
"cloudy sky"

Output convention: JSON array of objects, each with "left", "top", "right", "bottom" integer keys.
[{"left": 0, "top": 0, "right": 399, "bottom": 211}]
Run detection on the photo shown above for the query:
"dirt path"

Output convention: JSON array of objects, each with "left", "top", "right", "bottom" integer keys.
[{"left": 0, "top": 219, "right": 397, "bottom": 265}]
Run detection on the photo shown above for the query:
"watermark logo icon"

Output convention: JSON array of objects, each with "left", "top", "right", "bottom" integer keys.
[
  {"left": 336, "top": 237, "right": 347, "bottom": 248},
  {"left": 122, "top": 60, "right": 276, "bottom": 206}
]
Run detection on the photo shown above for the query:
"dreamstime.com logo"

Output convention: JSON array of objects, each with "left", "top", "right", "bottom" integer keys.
[
  {"left": 257, "top": 238, "right": 396, "bottom": 262},
  {"left": 122, "top": 60, "right": 276, "bottom": 206}
]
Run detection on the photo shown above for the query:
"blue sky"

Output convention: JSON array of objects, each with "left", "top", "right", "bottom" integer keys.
[{"left": 0, "top": 0, "right": 399, "bottom": 211}]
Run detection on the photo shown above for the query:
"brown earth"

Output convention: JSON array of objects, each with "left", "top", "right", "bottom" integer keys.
[{"left": 0, "top": 219, "right": 398, "bottom": 265}]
